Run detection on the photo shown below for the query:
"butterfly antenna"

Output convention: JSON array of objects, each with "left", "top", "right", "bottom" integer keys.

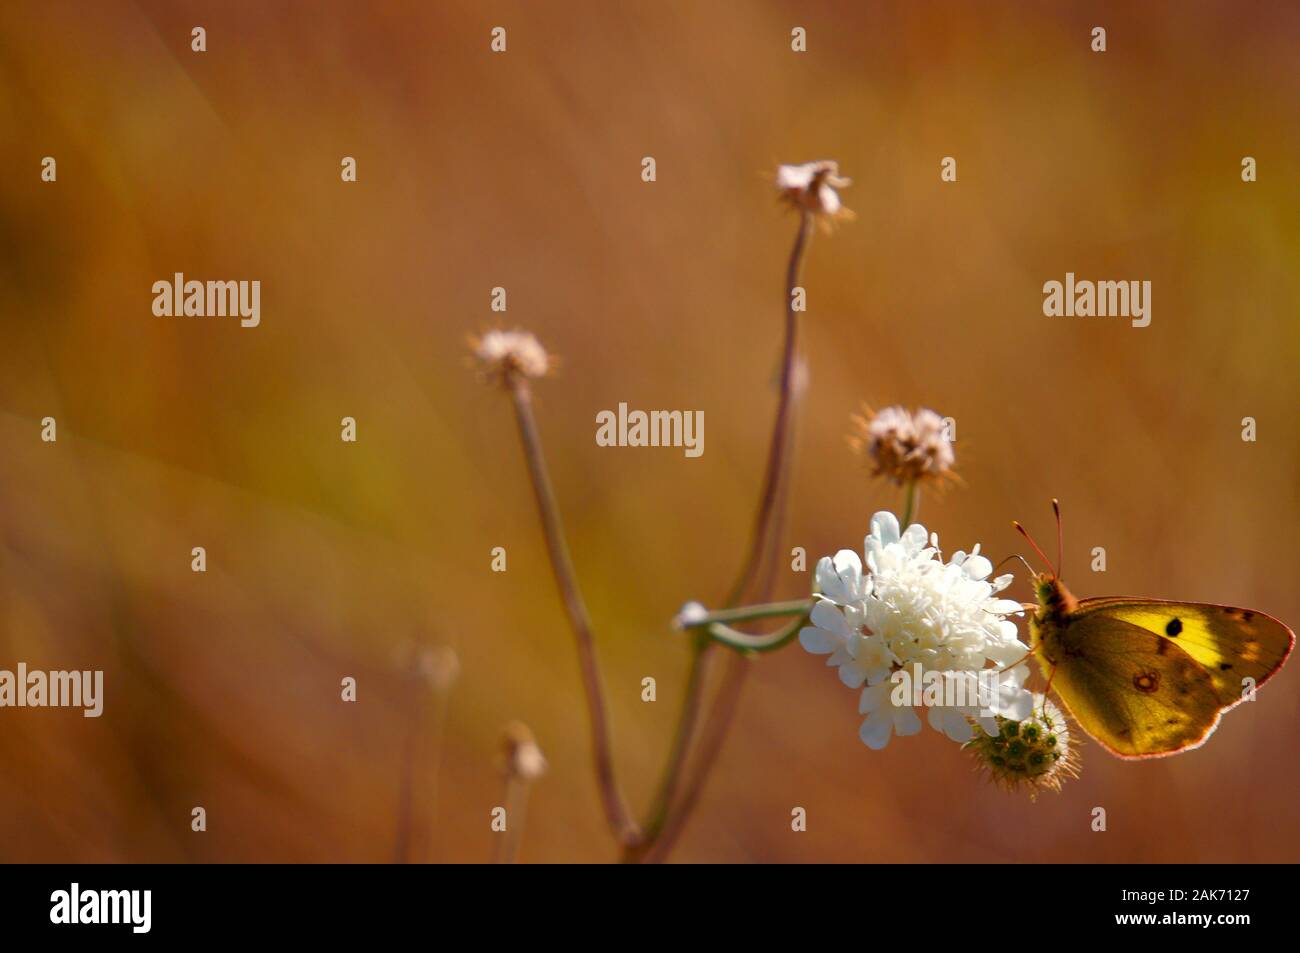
[
  {"left": 992, "top": 554, "right": 1032, "bottom": 576},
  {"left": 1052, "top": 498, "right": 1063, "bottom": 578},
  {"left": 1012, "top": 520, "right": 1055, "bottom": 577}
]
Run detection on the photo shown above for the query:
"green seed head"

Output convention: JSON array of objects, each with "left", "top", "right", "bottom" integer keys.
[{"left": 964, "top": 695, "right": 1078, "bottom": 798}]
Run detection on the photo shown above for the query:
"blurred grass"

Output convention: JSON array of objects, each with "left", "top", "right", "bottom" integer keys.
[{"left": 0, "top": 0, "right": 1296, "bottom": 861}]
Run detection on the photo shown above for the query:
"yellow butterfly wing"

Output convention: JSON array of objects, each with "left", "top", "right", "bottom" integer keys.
[
  {"left": 1047, "top": 610, "right": 1226, "bottom": 758},
  {"left": 1074, "top": 599, "right": 1295, "bottom": 710}
]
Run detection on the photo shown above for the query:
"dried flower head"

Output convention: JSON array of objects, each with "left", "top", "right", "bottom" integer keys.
[
  {"left": 417, "top": 645, "right": 460, "bottom": 693},
  {"left": 849, "top": 405, "right": 956, "bottom": 486},
  {"left": 500, "top": 721, "right": 548, "bottom": 782},
  {"left": 470, "top": 329, "right": 551, "bottom": 386},
  {"left": 965, "top": 695, "right": 1080, "bottom": 799},
  {"left": 776, "top": 160, "right": 853, "bottom": 226}
]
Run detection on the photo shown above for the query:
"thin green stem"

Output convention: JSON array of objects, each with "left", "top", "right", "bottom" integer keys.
[
  {"left": 901, "top": 480, "right": 919, "bottom": 528},
  {"left": 683, "top": 598, "right": 811, "bottom": 628},
  {"left": 706, "top": 611, "right": 810, "bottom": 654}
]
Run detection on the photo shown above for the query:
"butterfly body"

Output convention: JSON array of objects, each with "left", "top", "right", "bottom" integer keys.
[{"left": 1029, "top": 574, "right": 1295, "bottom": 759}]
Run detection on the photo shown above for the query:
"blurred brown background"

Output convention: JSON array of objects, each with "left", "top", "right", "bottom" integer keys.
[{"left": 0, "top": 1, "right": 1296, "bottom": 863}]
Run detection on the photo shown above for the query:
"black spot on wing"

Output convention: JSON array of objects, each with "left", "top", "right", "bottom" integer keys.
[{"left": 1165, "top": 618, "right": 1183, "bottom": 637}]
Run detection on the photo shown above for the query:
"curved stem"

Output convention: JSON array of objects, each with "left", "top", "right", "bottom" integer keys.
[
  {"left": 706, "top": 611, "right": 810, "bottom": 654},
  {"left": 685, "top": 599, "right": 811, "bottom": 629},
  {"left": 507, "top": 377, "right": 641, "bottom": 847}
]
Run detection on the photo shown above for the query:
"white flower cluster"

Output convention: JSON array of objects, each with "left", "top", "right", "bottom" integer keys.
[{"left": 800, "top": 512, "right": 1033, "bottom": 749}]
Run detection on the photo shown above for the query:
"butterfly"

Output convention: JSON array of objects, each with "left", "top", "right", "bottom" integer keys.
[{"left": 1013, "top": 501, "right": 1295, "bottom": 759}]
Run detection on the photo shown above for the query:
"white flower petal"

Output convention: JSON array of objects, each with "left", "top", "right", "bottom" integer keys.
[
  {"left": 984, "top": 639, "right": 1030, "bottom": 666},
  {"left": 901, "top": 522, "right": 929, "bottom": 551},
  {"left": 798, "top": 626, "right": 839, "bottom": 655},
  {"left": 987, "top": 599, "right": 1024, "bottom": 616},
  {"left": 893, "top": 706, "right": 923, "bottom": 737},
  {"left": 813, "top": 556, "right": 838, "bottom": 596},
  {"left": 809, "top": 600, "right": 853, "bottom": 637},
  {"left": 859, "top": 707, "right": 895, "bottom": 749},
  {"left": 994, "top": 685, "right": 1035, "bottom": 721},
  {"left": 858, "top": 680, "right": 891, "bottom": 715},
  {"left": 837, "top": 663, "right": 868, "bottom": 689},
  {"left": 926, "top": 705, "right": 946, "bottom": 733},
  {"left": 963, "top": 554, "right": 993, "bottom": 580},
  {"left": 817, "top": 549, "right": 865, "bottom": 603},
  {"left": 869, "top": 511, "right": 900, "bottom": 547},
  {"left": 940, "top": 709, "right": 974, "bottom": 743}
]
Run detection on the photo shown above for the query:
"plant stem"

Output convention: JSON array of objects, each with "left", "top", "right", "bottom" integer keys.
[
  {"left": 645, "top": 210, "right": 815, "bottom": 861},
  {"left": 901, "top": 480, "right": 919, "bottom": 528},
  {"left": 685, "top": 599, "right": 812, "bottom": 629},
  {"left": 642, "top": 654, "right": 749, "bottom": 863},
  {"left": 424, "top": 678, "right": 452, "bottom": 862},
  {"left": 393, "top": 699, "right": 419, "bottom": 863},
  {"left": 507, "top": 376, "right": 641, "bottom": 847},
  {"left": 726, "top": 210, "right": 813, "bottom": 607},
  {"left": 505, "top": 207, "right": 816, "bottom": 862},
  {"left": 706, "top": 611, "right": 810, "bottom": 653},
  {"left": 493, "top": 775, "right": 531, "bottom": 864},
  {"left": 621, "top": 633, "right": 709, "bottom": 859}
]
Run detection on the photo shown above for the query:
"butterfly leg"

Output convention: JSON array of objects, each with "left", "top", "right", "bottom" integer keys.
[
  {"left": 1040, "top": 660, "right": 1058, "bottom": 719},
  {"left": 994, "top": 646, "right": 1038, "bottom": 674}
]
